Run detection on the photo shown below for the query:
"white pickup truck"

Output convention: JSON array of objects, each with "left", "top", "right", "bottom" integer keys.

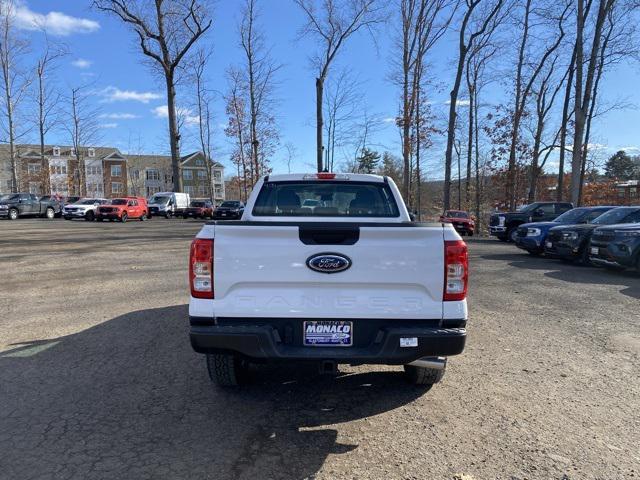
[{"left": 189, "top": 173, "right": 468, "bottom": 388}]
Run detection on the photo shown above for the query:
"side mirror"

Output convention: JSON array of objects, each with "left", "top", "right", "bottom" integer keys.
[
  {"left": 409, "top": 212, "right": 416, "bottom": 222},
  {"left": 533, "top": 208, "right": 545, "bottom": 217}
]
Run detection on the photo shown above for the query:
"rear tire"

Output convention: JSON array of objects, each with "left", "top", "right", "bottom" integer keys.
[
  {"left": 508, "top": 228, "right": 518, "bottom": 243},
  {"left": 121, "top": 213, "right": 128, "bottom": 223},
  {"left": 140, "top": 213, "right": 147, "bottom": 221},
  {"left": 45, "top": 207, "right": 55, "bottom": 219},
  {"left": 85, "top": 211, "right": 95, "bottom": 221},
  {"left": 8, "top": 208, "right": 18, "bottom": 220},
  {"left": 206, "top": 353, "right": 248, "bottom": 387},
  {"left": 403, "top": 364, "right": 445, "bottom": 387}
]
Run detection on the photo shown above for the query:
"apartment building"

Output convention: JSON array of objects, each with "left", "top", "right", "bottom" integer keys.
[{"left": 0, "top": 145, "right": 225, "bottom": 202}]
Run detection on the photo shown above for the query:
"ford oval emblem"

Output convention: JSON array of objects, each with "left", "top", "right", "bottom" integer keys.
[{"left": 306, "top": 253, "right": 352, "bottom": 274}]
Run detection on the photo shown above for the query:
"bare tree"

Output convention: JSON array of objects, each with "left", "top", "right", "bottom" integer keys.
[
  {"left": 443, "top": 0, "right": 506, "bottom": 211},
  {"left": 504, "top": 0, "right": 569, "bottom": 209},
  {"left": 190, "top": 48, "right": 215, "bottom": 201},
  {"left": 65, "top": 84, "right": 102, "bottom": 197},
  {"left": 570, "top": 0, "right": 614, "bottom": 204},
  {"left": 93, "top": 0, "right": 212, "bottom": 192},
  {"left": 0, "top": 0, "right": 32, "bottom": 193},
  {"left": 295, "top": 0, "right": 384, "bottom": 172},
  {"left": 224, "top": 68, "right": 251, "bottom": 201},
  {"left": 323, "top": 69, "right": 361, "bottom": 171},
  {"left": 33, "top": 35, "right": 67, "bottom": 194},
  {"left": 395, "top": 0, "right": 457, "bottom": 201},
  {"left": 240, "top": 0, "right": 280, "bottom": 180}
]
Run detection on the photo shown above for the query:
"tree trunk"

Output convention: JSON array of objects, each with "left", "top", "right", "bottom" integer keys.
[
  {"left": 557, "top": 48, "right": 576, "bottom": 201},
  {"left": 465, "top": 83, "right": 474, "bottom": 209},
  {"left": 165, "top": 71, "right": 182, "bottom": 192},
  {"left": 315, "top": 77, "right": 324, "bottom": 172}
]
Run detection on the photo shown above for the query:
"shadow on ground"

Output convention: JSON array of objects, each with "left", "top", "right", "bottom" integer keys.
[
  {"left": 0, "top": 305, "right": 428, "bottom": 479},
  {"left": 479, "top": 250, "right": 640, "bottom": 299}
]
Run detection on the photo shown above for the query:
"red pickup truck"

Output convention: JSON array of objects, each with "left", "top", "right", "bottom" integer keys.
[
  {"left": 439, "top": 210, "right": 475, "bottom": 236},
  {"left": 96, "top": 197, "right": 149, "bottom": 222}
]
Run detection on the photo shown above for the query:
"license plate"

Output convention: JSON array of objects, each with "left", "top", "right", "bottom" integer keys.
[
  {"left": 304, "top": 321, "right": 352, "bottom": 346},
  {"left": 546, "top": 241, "right": 552, "bottom": 249},
  {"left": 591, "top": 247, "right": 599, "bottom": 255}
]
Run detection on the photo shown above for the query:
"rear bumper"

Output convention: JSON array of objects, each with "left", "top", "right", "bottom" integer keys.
[{"left": 190, "top": 317, "right": 467, "bottom": 364}]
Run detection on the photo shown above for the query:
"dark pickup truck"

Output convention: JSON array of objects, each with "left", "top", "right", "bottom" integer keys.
[
  {"left": 489, "top": 201, "right": 573, "bottom": 242},
  {"left": 589, "top": 223, "right": 640, "bottom": 271},
  {"left": 0, "top": 193, "right": 61, "bottom": 220}
]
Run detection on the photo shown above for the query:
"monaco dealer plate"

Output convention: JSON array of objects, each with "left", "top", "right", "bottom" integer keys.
[{"left": 304, "top": 321, "right": 353, "bottom": 347}]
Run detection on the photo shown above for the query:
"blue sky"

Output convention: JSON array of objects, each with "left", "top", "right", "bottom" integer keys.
[{"left": 16, "top": 1, "right": 640, "bottom": 178}]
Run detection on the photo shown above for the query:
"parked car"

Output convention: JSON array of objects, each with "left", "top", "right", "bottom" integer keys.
[
  {"left": 545, "top": 206, "right": 640, "bottom": 264},
  {"left": 148, "top": 192, "right": 190, "bottom": 218},
  {"left": 183, "top": 199, "right": 214, "bottom": 219},
  {"left": 489, "top": 201, "right": 573, "bottom": 242},
  {"left": 213, "top": 200, "right": 244, "bottom": 220},
  {"left": 0, "top": 193, "right": 61, "bottom": 220},
  {"left": 515, "top": 206, "right": 615, "bottom": 255},
  {"left": 589, "top": 223, "right": 640, "bottom": 271},
  {"left": 96, "top": 197, "right": 149, "bottom": 222},
  {"left": 439, "top": 210, "right": 475, "bottom": 236},
  {"left": 63, "top": 198, "right": 109, "bottom": 221},
  {"left": 189, "top": 173, "right": 468, "bottom": 388}
]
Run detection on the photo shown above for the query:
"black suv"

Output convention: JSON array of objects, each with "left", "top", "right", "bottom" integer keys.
[
  {"left": 213, "top": 200, "right": 245, "bottom": 220},
  {"left": 489, "top": 201, "right": 573, "bottom": 242},
  {"left": 589, "top": 223, "right": 640, "bottom": 271},
  {"left": 545, "top": 206, "right": 640, "bottom": 264}
]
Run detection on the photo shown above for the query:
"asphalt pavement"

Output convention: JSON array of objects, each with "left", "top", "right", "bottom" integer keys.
[{"left": 0, "top": 218, "right": 638, "bottom": 479}]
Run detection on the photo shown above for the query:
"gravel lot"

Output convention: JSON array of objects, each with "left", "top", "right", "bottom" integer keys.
[{"left": 0, "top": 219, "right": 638, "bottom": 480}]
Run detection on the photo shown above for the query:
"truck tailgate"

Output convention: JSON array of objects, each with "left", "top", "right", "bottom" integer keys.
[{"left": 210, "top": 222, "right": 445, "bottom": 319}]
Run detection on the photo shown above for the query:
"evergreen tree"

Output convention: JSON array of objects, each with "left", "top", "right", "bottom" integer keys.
[
  {"left": 605, "top": 151, "right": 636, "bottom": 180},
  {"left": 356, "top": 148, "right": 381, "bottom": 174}
]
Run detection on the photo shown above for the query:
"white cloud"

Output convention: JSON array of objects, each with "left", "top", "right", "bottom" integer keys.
[
  {"left": 99, "top": 113, "right": 139, "bottom": 120},
  {"left": 619, "top": 146, "right": 640, "bottom": 152},
  {"left": 445, "top": 99, "right": 471, "bottom": 106},
  {"left": 151, "top": 105, "right": 199, "bottom": 125},
  {"left": 100, "top": 123, "right": 118, "bottom": 129},
  {"left": 100, "top": 86, "right": 162, "bottom": 104},
  {"left": 71, "top": 58, "right": 92, "bottom": 69},
  {"left": 12, "top": 1, "right": 100, "bottom": 36},
  {"left": 383, "top": 117, "right": 396, "bottom": 124}
]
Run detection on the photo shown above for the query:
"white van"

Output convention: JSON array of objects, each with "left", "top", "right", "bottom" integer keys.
[{"left": 148, "top": 192, "right": 190, "bottom": 218}]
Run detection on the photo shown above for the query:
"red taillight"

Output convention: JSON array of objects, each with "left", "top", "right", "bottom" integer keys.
[
  {"left": 190, "top": 238, "right": 214, "bottom": 299},
  {"left": 444, "top": 240, "right": 468, "bottom": 301},
  {"left": 317, "top": 172, "right": 336, "bottom": 179}
]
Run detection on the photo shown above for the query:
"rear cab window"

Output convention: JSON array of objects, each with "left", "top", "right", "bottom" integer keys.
[{"left": 252, "top": 180, "right": 400, "bottom": 217}]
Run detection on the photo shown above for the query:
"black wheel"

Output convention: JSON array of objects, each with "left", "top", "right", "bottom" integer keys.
[
  {"left": 97, "top": 218, "right": 104, "bottom": 222},
  {"left": 44, "top": 207, "right": 55, "bottom": 220},
  {"left": 578, "top": 246, "right": 591, "bottom": 266},
  {"left": 497, "top": 236, "right": 508, "bottom": 242},
  {"left": 64, "top": 217, "right": 72, "bottom": 221},
  {"left": 528, "top": 250, "right": 542, "bottom": 256},
  {"left": 508, "top": 228, "right": 518, "bottom": 243},
  {"left": 468, "top": 231, "right": 474, "bottom": 237},
  {"left": 140, "top": 213, "right": 147, "bottom": 221},
  {"left": 403, "top": 364, "right": 445, "bottom": 387},
  {"left": 206, "top": 353, "right": 248, "bottom": 387},
  {"left": 85, "top": 211, "right": 95, "bottom": 221},
  {"left": 121, "top": 213, "right": 128, "bottom": 223},
  {"left": 8, "top": 208, "right": 18, "bottom": 220},
  {"left": 164, "top": 212, "right": 170, "bottom": 219}
]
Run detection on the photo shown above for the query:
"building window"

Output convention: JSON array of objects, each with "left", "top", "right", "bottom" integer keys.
[
  {"left": 29, "top": 182, "right": 42, "bottom": 194},
  {"left": 88, "top": 148, "right": 95, "bottom": 157},
  {"left": 146, "top": 185, "right": 161, "bottom": 196},
  {"left": 214, "top": 170, "right": 222, "bottom": 180},
  {"left": 111, "top": 165, "right": 122, "bottom": 177},
  {"left": 112, "top": 182, "right": 123, "bottom": 194},
  {"left": 184, "top": 185, "right": 195, "bottom": 195},
  {"left": 86, "top": 165, "right": 102, "bottom": 176},
  {"left": 183, "top": 170, "right": 193, "bottom": 180},
  {"left": 53, "top": 146, "right": 60, "bottom": 156},
  {"left": 197, "top": 170, "right": 206, "bottom": 179},
  {"left": 50, "top": 164, "right": 67, "bottom": 175},
  {"left": 146, "top": 169, "right": 160, "bottom": 181},
  {"left": 197, "top": 185, "right": 208, "bottom": 196},
  {"left": 196, "top": 159, "right": 204, "bottom": 166},
  {"left": 87, "top": 182, "right": 103, "bottom": 196},
  {"left": 131, "top": 169, "right": 140, "bottom": 180},
  {"left": 28, "top": 163, "right": 41, "bottom": 174}
]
